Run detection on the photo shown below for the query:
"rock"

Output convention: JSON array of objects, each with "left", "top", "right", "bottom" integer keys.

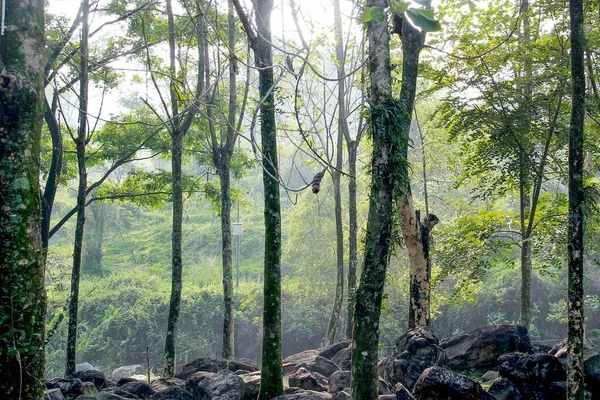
[
  {"left": 481, "top": 370, "right": 499, "bottom": 383},
  {"left": 82, "top": 381, "right": 99, "bottom": 396},
  {"left": 196, "top": 369, "right": 245, "bottom": 399},
  {"left": 585, "top": 353, "right": 600, "bottom": 393},
  {"left": 75, "top": 397, "right": 98, "bottom": 400},
  {"left": 76, "top": 363, "right": 97, "bottom": 372},
  {"left": 45, "top": 388, "right": 65, "bottom": 400},
  {"left": 331, "top": 391, "right": 350, "bottom": 400},
  {"left": 71, "top": 370, "right": 112, "bottom": 390},
  {"left": 318, "top": 341, "right": 352, "bottom": 360},
  {"left": 378, "top": 396, "right": 395, "bottom": 400},
  {"left": 151, "top": 377, "right": 186, "bottom": 392},
  {"left": 46, "top": 378, "right": 84, "bottom": 397},
  {"left": 242, "top": 375, "right": 261, "bottom": 400},
  {"left": 412, "top": 366, "right": 495, "bottom": 400},
  {"left": 111, "top": 388, "right": 141, "bottom": 399},
  {"left": 148, "top": 386, "right": 195, "bottom": 400},
  {"left": 272, "top": 390, "right": 333, "bottom": 399},
  {"left": 118, "top": 381, "right": 156, "bottom": 398},
  {"left": 330, "top": 347, "right": 352, "bottom": 371},
  {"left": 549, "top": 338, "right": 567, "bottom": 357},
  {"left": 488, "top": 377, "right": 522, "bottom": 400},
  {"left": 394, "top": 384, "right": 416, "bottom": 400},
  {"left": 283, "top": 350, "right": 342, "bottom": 378},
  {"left": 378, "top": 378, "right": 392, "bottom": 395},
  {"left": 289, "top": 367, "right": 328, "bottom": 392},
  {"left": 548, "top": 380, "right": 593, "bottom": 400},
  {"left": 175, "top": 356, "right": 259, "bottom": 380},
  {"left": 498, "top": 352, "right": 565, "bottom": 397},
  {"left": 185, "top": 371, "right": 216, "bottom": 397},
  {"left": 378, "top": 326, "right": 446, "bottom": 390},
  {"left": 328, "top": 370, "right": 350, "bottom": 394},
  {"left": 440, "top": 324, "right": 532, "bottom": 373},
  {"left": 112, "top": 365, "right": 145, "bottom": 382},
  {"left": 97, "top": 393, "right": 130, "bottom": 400}
]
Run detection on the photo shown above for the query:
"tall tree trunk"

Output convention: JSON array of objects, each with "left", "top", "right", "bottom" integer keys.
[
  {"left": 66, "top": 0, "right": 89, "bottom": 375},
  {"left": 164, "top": 0, "right": 182, "bottom": 377},
  {"left": 395, "top": 18, "right": 433, "bottom": 330},
  {"left": 326, "top": 0, "right": 347, "bottom": 345},
  {"left": 255, "top": 0, "right": 283, "bottom": 396},
  {"left": 567, "top": 0, "right": 585, "bottom": 397},
  {"left": 351, "top": 0, "right": 396, "bottom": 397},
  {"left": 519, "top": 161, "right": 533, "bottom": 328},
  {"left": 219, "top": 0, "right": 238, "bottom": 360},
  {"left": 0, "top": 1, "right": 46, "bottom": 397},
  {"left": 220, "top": 166, "right": 235, "bottom": 359},
  {"left": 345, "top": 141, "right": 358, "bottom": 339}
]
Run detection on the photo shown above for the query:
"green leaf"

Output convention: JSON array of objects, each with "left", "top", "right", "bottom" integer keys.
[
  {"left": 406, "top": 9, "right": 442, "bottom": 32},
  {"left": 361, "top": 6, "right": 386, "bottom": 23},
  {"left": 411, "top": 0, "right": 432, "bottom": 7},
  {"left": 412, "top": 7, "right": 435, "bottom": 19},
  {"left": 389, "top": 0, "right": 410, "bottom": 14}
]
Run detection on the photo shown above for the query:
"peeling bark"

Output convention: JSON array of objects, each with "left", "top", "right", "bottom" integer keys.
[{"left": 0, "top": 1, "right": 46, "bottom": 398}]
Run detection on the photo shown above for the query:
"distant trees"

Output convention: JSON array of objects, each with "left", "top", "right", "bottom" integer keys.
[{"left": 0, "top": 0, "right": 47, "bottom": 398}]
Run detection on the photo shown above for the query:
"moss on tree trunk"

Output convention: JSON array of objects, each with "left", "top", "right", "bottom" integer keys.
[{"left": 0, "top": 1, "right": 46, "bottom": 398}]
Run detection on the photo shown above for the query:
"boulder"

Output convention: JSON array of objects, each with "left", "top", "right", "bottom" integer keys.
[
  {"left": 151, "top": 377, "right": 186, "bottom": 392},
  {"left": 118, "top": 381, "right": 156, "bottom": 398},
  {"left": 289, "top": 367, "right": 328, "bottom": 392},
  {"left": 76, "top": 363, "right": 97, "bottom": 372},
  {"left": 74, "top": 397, "right": 98, "bottom": 400},
  {"left": 71, "top": 369, "right": 112, "bottom": 390},
  {"left": 328, "top": 370, "right": 350, "bottom": 394},
  {"left": 45, "top": 388, "right": 65, "bottom": 400},
  {"left": 330, "top": 347, "right": 352, "bottom": 371},
  {"left": 331, "top": 392, "right": 350, "bottom": 400},
  {"left": 283, "top": 350, "right": 342, "bottom": 378},
  {"left": 412, "top": 366, "right": 495, "bottom": 400},
  {"left": 185, "top": 371, "right": 217, "bottom": 397},
  {"left": 196, "top": 369, "right": 245, "bottom": 400},
  {"left": 82, "top": 382, "right": 98, "bottom": 396},
  {"left": 488, "top": 377, "right": 522, "bottom": 400},
  {"left": 148, "top": 386, "right": 195, "bottom": 400},
  {"left": 116, "top": 378, "right": 138, "bottom": 387},
  {"left": 96, "top": 393, "right": 130, "bottom": 400},
  {"left": 175, "top": 356, "right": 259, "bottom": 380},
  {"left": 394, "top": 384, "right": 416, "bottom": 400},
  {"left": 440, "top": 324, "right": 532, "bottom": 372},
  {"left": 318, "top": 341, "right": 352, "bottom": 360},
  {"left": 378, "top": 326, "right": 446, "bottom": 390},
  {"left": 112, "top": 365, "right": 145, "bottom": 382},
  {"left": 46, "top": 378, "right": 84, "bottom": 397},
  {"left": 111, "top": 388, "right": 141, "bottom": 399},
  {"left": 378, "top": 396, "right": 395, "bottom": 400},
  {"left": 585, "top": 353, "right": 600, "bottom": 394},
  {"left": 498, "top": 352, "right": 565, "bottom": 397},
  {"left": 547, "top": 380, "right": 593, "bottom": 400},
  {"left": 272, "top": 390, "right": 333, "bottom": 399},
  {"left": 242, "top": 375, "right": 261, "bottom": 400},
  {"left": 481, "top": 370, "right": 499, "bottom": 384},
  {"left": 378, "top": 378, "right": 392, "bottom": 395}
]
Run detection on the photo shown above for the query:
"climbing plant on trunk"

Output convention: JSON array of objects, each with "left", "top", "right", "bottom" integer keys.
[{"left": 0, "top": 0, "right": 46, "bottom": 398}]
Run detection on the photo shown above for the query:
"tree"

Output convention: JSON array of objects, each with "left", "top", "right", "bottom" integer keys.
[
  {"left": 160, "top": 0, "right": 206, "bottom": 376},
  {"left": 65, "top": 0, "right": 90, "bottom": 375},
  {"left": 350, "top": 0, "right": 397, "bottom": 396},
  {"left": 567, "top": 0, "right": 585, "bottom": 396},
  {"left": 233, "top": 0, "right": 283, "bottom": 396},
  {"left": 0, "top": 0, "right": 46, "bottom": 397}
]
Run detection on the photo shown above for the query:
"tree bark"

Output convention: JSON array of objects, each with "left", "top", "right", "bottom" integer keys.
[
  {"left": 0, "top": 1, "right": 46, "bottom": 398},
  {"left": 351, "top": 0, "right": 395, "bottom": 397},
  {"left": 345, "top": 141, "right": 358, "bottom": 339},
  {"left": 66, "top": 0, "right": 90, "bottom": 376},
  {"left": 325, "top": 0, "right": 347, "bottom": 345},
  {"left": 519, "top": 163, "right": 533, "bottom": 328},
  {"left": 567, "top": 0, "right": 585, "bottom": 397},
  {"left": 220, "top": 167, "right": 235, "bottom": 359},
  {"left": 394, "top": 18, "right": 431, "bottom": 330}
]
